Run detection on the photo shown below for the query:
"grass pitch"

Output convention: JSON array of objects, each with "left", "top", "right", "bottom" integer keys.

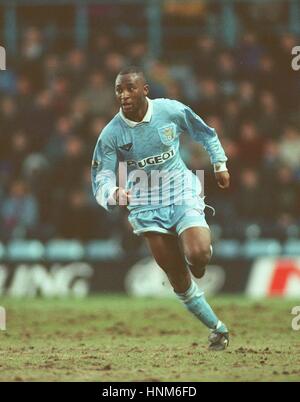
[{"left": 0, "top": 295, "right": 299, "bottom": 382}]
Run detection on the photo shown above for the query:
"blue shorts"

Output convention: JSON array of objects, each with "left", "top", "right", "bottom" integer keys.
[{"left": 128, "top": 197, "right": 209, "bottom": 236}]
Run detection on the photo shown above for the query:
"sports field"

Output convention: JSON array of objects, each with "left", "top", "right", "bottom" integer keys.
[{"left": 0, "top": 296, "right": 299, "bottom": 382}]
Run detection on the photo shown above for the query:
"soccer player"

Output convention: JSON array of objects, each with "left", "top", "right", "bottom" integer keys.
[{"left": 91, "top": 67, "right": 230, "bottom": 351}]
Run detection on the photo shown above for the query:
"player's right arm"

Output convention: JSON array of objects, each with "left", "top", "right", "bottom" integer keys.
[
  {"left": 91, "top": 128, "right": 130, "bottom": 210},
  {"left": 91, "top": 127, "right": 121, "bottom": 211},
  {"left": 91, "top": 130, "right": 118, "bottom": 211}
]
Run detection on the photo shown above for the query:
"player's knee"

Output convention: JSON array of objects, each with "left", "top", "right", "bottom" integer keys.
[{"left": 185, "top": 246, "right": 211, "bottom": 269}]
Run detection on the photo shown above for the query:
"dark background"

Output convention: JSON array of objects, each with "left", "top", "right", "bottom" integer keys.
[{"left": 0, "top": 1, "right": 300, "bottom": 288}]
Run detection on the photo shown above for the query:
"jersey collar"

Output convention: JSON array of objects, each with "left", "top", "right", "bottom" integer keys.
[{"left": 119, "top": 97, "right": 153, "bottom": 127}]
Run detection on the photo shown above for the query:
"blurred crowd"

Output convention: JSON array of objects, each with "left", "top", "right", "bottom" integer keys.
[{"left": 1, "top": 26, "right": 300, "bottom": 245}]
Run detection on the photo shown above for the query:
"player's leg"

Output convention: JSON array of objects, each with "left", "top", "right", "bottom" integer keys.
[
  {"left": 178, "top": 227, "right": 229, "bottom": 350},
  {"left": 179, "top": 226, "right": 212, "bottom": 278},
  {"left": 144, "top": 231, "right": 228, "bottom": 350},
  {"left": 144, "top": 232, "right": 191, "bottom": 293}
]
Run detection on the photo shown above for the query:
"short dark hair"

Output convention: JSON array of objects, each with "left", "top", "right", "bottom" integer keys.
[
  {"left": 118, "top": 66, "right": 144, "bottom": 75},
  {"left": 117, "top": 66, "right": 147, "bottom": 82}
]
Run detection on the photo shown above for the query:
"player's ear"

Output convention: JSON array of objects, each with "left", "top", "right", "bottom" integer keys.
[{"left": 143, "top": 84, "right": 149, "bottom": 97}]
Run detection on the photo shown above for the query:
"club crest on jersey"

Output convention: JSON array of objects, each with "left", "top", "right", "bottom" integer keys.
[{"left": 158, "top": 124, "right": 176, "bottom": 146}]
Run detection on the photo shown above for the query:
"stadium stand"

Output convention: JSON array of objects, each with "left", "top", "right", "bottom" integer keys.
[{"left": 0, "top": 1, "right": 299, "bottom": 259}]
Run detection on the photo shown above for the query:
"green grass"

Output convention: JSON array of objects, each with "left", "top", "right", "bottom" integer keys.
[{"left": 0, "top": 295, "right": 299, "bottom": 382}]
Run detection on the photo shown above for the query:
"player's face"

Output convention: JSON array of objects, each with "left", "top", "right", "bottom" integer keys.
[{"left": 115, "top": 73, "right": 149, "bottom": 116}]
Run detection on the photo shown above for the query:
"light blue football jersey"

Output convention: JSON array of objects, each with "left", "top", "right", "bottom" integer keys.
[{"left": 91, "top": 98, "right": 227, "bottom": 212}]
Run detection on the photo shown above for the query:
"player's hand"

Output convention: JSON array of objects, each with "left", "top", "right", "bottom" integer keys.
[
  {"left": 215, "top": 171, "right": 230, "bottom": 189},
  {"left": 113, "top": 188, "right": 131, "bottom": 206}
]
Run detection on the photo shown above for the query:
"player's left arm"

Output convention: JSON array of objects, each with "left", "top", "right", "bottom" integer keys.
[{"left": 177, "top": 103, "right": 230, "bottom": 189}]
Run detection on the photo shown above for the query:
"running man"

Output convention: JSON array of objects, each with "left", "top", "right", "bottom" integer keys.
[{"left": 91, "top": 67, "right": 230, "bottom": 350}]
